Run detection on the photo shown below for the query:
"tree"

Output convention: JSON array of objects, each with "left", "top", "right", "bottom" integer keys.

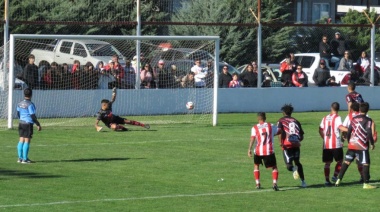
[{"left": 169, "top": 0, "right": 291, "bottom": 65}]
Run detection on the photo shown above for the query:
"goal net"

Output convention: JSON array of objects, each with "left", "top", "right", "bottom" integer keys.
[{"left": 1, "top": 35, "right": 220, "bottom": 130}]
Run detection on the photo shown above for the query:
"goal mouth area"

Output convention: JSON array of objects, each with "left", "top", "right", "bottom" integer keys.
[{"left": 2, "top": 34, "right": 220, "bottom": 129}]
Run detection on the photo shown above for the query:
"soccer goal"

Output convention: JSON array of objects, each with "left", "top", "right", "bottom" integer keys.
[{"left": 1, "top": 34, "right": 220, "bottom": 130}]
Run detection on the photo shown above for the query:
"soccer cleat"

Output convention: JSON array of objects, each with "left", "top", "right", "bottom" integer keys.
[
  {"left": 272, "top": 184, "right": 279, "bottom": 191},
  {"left": 301, "top": 180, "right": 307, "bottom": 188},
  {"left": 331, "top": 176, "right": 337, "bottom": 182},
  {"left": 144, "top": 124, "right": 150, "bottom": 129},
  {"left": 17, "top": 158, "right": 22, "bottom": 163},
  {"left": 335, "top": 179, "right": 341, "bottom": 187},
  {"left": 292, "top": 166, "right": 299, "bottom": 180},
  {"left": 363, "top": 183, "right": 377, "bottom": 189},
  {"left": 255, "top": 184, "right": 261, "bottom": 189},
  {"left": 325, "top": 181, "right": 333, "bottom": 186},
  {"left": 97, "top": 127, "right": 103, "bottom": 132},
  {"left": 21, "top": 159, "right": 33, "bottom": 164}
]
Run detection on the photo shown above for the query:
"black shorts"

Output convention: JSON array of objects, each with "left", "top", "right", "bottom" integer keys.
[
  {"left": 254, "top": 154, "right": 277, "bottom": 168},
  {"left": 18, "top": 122, "right": 33, "bottom": 138},
  {"left": 323, "top": 148, "right": 344, "bottom": 162},
  {"left": 105, "top": 116, "right": 126, "bottom": 128},
  {"left": 345, "top": 149, "right": 370, "bottom": 165},
  {"left": 283, "top": 147, "right": 300, "bottom": 164}
]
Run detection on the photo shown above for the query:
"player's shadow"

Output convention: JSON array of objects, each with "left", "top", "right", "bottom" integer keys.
[
  {"left": 0, "top": 169, "right": 64, "bottom": 179},
  {"left": 37, "top": 157, "right": 146, "bottom": 163}
]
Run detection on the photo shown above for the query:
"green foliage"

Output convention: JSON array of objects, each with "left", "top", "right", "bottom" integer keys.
[
  {"left": 170, "top": 0, "right": 291, "bottom": 65},
  {"left": 341, "top": 9, "right": 379, "bottom": 58},
  {"left": 1, "top": 112, "right": 380, "bottom": 211}
]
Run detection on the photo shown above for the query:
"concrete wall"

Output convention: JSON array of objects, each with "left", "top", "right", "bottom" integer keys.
[{"left": 9, "top": 86, "right": 380, "bottom": 118}]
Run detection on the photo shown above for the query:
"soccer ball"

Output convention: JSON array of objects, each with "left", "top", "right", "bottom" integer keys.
[{"left": 186, "top": 101, "right": 194, "bottom": 110}]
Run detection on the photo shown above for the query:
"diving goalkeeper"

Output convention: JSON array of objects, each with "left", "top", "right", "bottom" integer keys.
[{"left": 95, "top": 88, "right": 150, "bottom": 131}]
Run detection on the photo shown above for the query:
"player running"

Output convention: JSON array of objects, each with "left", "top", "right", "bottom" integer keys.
[
  {"left": 95, "top": 88, "right": 150, "bottom": 131},
  {"left": 276, "top": 104, "right": 307, "bottom": 188},
  {"left": 248, "top": 112, "right": 279, "bottom": 191},
  {"left": 335, "top": 102, "right": 377, "bottom": 189},
  {"left": 319, "top": 102, "right": 347, "bottom": 186}
]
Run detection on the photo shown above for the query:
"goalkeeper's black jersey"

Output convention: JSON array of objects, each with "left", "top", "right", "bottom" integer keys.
[{"left": 96, "top": 102, "right": 114, "bottom": 126}]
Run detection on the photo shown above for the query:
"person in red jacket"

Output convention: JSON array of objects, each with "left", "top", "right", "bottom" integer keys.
[{"left": 292, "top": 65, "right": 308, "bottom": 87}]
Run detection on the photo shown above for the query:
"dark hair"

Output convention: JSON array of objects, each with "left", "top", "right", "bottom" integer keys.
[
  {"left": 331, "top": 102, "right": 340, "bottom": 111},
  {"left": 28, "top": 54, "right": 35, "bottom": 59},
  {"left": 359, "top": 102, "right": 369, "bottom": 113},
  {"left": 351, "top": 102, "right": 360, "bottom": 112},
  {"left": 348, "top": 82, "right": 356, "bottom": 90},
  {"left": 257, "top": 112, "right": 266, "bottom": 121},
  {"left": 24, "top": 88, "right": 32, "bottom": 97},
  {"left": 51, "top": 62, "right": 58, "bottom": 67},
  {"left": 232, "top": 72, "right": 239, "bottom": 77},
  {"left": 101, "top": 99, "right": 110, "bottom": 104},
  {"left": 281, "top": 103, "right": 294, "bottom": 116}
]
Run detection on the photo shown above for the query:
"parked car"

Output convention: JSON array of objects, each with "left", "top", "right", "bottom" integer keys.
[
  {"left": 31, "top": 39, "right": 126, "bottom": 67},
  {"left": 164, "top": 59, "right": 239, "bottom": 75},
  {"left": 237, "top": 63, "right": 282, "bottom": 87}
]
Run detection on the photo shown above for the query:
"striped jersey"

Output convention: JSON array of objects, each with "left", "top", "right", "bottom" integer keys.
[
  {"left": 342, "top": 111, "right": 361, "bottom": 127},
  {"left": 277, "top": 116, "right": 304, "bottom": 149},
  {"left": 251, "top": 122, "right": 277, "bottom": 156},
  {"left": 347, "top": 114, "right": 374, "bottom": 150},
  {"left": 320, "top": 114, "right": 343, "bottom": 149}
]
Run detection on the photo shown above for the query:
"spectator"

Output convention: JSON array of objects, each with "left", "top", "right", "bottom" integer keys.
[
  {"left": 56, "top": 63, "right": 72, "bottom": 89},
  {"left": 82, "top": 62, "right": 98, "bottom": 89},
  {"left": 313, "top": 59, "right": 331, "bottom": 87},
  {"left": 156, "top": 60, "right": 173, "bottom": 88},
  {"left": 123, "top": 60, "right": 136, "bottom": 89},
  {"left": 106, "top": 55, "right": 124, "bottom": 88},
  {"left": 71, "top": 60, "right": 82, "bottom": 89},
  {"left": 319, "top": 35, "right": 332, "bottom": 69},
  {"left": 356, "top": 51, "right": 370, "bottom": 74},
  {"left": 289, "top": 53, "right": 299, "bottom": 69},
  {"left": 41, "top": 66, "right": 54, "bottom": 90},
  {"left": 363, "top": 66, "right": 380, "bottom": 86},
  {"left": 205, "top": 60, "right": 214, "bottom": 88},
  {"left": 170, "top": 65, "right": 183, "bottom": 88},
  {"left": 239, "top": 63, "right": 258, "bottom": 87},
  {"left": 50, "top": 62, "right": 59, "bottom": 89},
  {"left": 97, "top": 61, "right": 115, "bottom": 89},
  {"left": 22, "top": 54, "right": 39, "bottom": 89},
  {"left": 228, "top": 73, "right": 242, "bottom": 88},
  {"left": 292, "top": 65, "right": 308, "bottom": 87},
  {"left": 338, "top": 51, "right": 353, "bottom": 71},
  {"left": 140, "top": 63, "right": 157, "bottom": 89},
  {"left": 219, "top": 65, "right": 232, "bottom": 88},
  {"left": 280, "top": 54, "right": 295, "bottom": 87},
  {"left": 331, "top": 32, "right": 348, "bottom": 70},
  {"left": 191, "top": 59, "right": 207, "bottom": 88},
  {"left": 181, "top": 72, "right": 195, "bottom": 88}
]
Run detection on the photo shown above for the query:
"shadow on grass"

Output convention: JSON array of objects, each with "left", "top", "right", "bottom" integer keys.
[
  {"left": 98, "top": 129, "right": 157, "bottom": 132},
  {"left": 0, "top": 169, "right": 64, "bottom": 179},
  {"left": 37, "top": 157, "right": 146, "bottom": 163}
]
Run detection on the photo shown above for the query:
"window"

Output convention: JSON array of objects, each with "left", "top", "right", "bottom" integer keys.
[
  {"left": 60, "top": 41, "right": 73, "bottom": 54},
  {"left": 73, "top": 43, "right": 87, "bottom": 57},
  {"left": 312, "top": 3, "right": 330, "bottom": 23},
  {"left": 295, "top": 56, "right": 315, "bottom": 69}
]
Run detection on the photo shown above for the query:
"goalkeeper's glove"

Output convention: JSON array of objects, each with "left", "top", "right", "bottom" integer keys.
[{"left": 112, "top": 87, "right": 117, "bottom": 95}]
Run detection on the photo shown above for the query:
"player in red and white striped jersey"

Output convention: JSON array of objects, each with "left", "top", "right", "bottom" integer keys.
[
  {"left": 336, "top": 102, "right": 377, "bottom": 189},
  {"left": 248, "top": 112, "right": 279, "bottom": 191},
  {"left": 319, "top": 102, "right": 347, "bottom": 185}
]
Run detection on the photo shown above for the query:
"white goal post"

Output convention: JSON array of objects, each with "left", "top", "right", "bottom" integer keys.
[{"left": 4, "top": 34, "right": 220, "bottom": 129}]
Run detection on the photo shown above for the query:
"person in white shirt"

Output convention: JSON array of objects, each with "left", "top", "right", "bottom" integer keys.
[{"left": 190, "top": 59, "right": 207, "bottom": 88}]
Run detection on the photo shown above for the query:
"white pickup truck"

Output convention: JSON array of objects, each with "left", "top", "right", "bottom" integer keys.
[
  {"left": 294, "top": 53, "right": 350, "bottom": 86},
  {"left": 31, "top": 39, "right": 126, "bottom": 67}
]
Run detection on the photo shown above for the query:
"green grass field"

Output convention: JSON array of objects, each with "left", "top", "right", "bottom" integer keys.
[{"left": 1, "top": 112, "right": 380, "bottom": 211}]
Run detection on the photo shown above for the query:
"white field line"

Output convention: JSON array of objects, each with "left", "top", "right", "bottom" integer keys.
[
  {"left": 0, "top": 187, "right": 301, "bottom": 208},
  {"left": 3, "top": 138, "right": 228, "bottom": 148}
]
